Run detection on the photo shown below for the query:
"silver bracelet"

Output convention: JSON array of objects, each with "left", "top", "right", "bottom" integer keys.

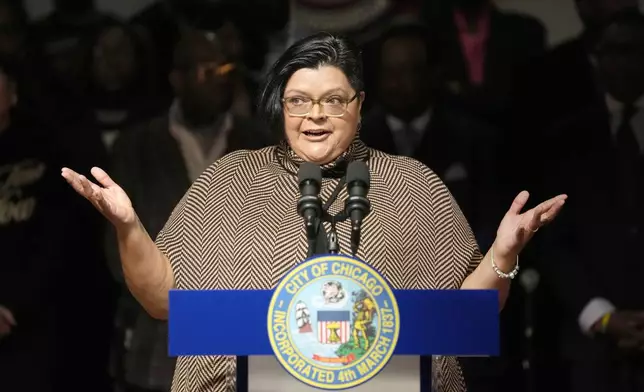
[{"left": 491, "top": 246, "right": 519, "bottom": 279}]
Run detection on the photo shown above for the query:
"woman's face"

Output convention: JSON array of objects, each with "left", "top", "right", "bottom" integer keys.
[{"left": 283, "top": 66, "right": 363, "bottom": 164}]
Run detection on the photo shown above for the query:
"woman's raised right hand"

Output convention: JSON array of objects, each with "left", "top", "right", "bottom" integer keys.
[{"left": 61, "top": 167, "right": 136, "bottom": 229}]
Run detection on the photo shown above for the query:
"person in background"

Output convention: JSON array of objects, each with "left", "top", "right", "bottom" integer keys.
[
  {"left": 432, "top": 0, "right": 548, "bottom": 227},
  {"left": 136, "top": 2, "right": 257, "bottom": 118},
  {"left": 0, "top": 0, "right": 58, "bottom": 123},
  {"left": 33, "top": 0, "right": 115, "bottom": 98},
  {"left": 361, "top": 22, "right": 502, "bottom": 251},
  {"left": 361, "top": 20, "right": 522, "bottom": 392},
  {"left": 0, "top": 0, "right": 28, "bottom": 62},
  {"left": 130, "top": 0, "right": 284, "bottom": 102},
  {"left": 0, "top": 58, "right": 114, "bottom": 392},
  {"left": 87, "top": 20, "right": 166, "bottom": 153},
  {"left": 105, "top": 29, "right": 272, "bottom": 392},
  {"left": 512, "top": 0, "right": 639, "bottom": 140},
  {"left": 507, "top": 4, "right": 642, "bottom": 390},
  {"left": 0, "top": 59, "right": 59, "bottom": 392},
  {"left": 435, "top": 0, "right": 546, "bottom": 122},
  {"left": 539, "top": 9, "right": 644, "bottom": 392}
]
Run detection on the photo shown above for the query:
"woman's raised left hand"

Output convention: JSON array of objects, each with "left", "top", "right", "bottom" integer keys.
[{"left": 494, "top": 191, "right": 567, "bottom": 258}]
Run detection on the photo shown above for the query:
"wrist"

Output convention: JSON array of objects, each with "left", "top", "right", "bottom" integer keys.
[
  {"left": 490, "top": 243, "right": 519, "bottom": 279},
  {"left": 115, "top": 215, "right": 141, "bottom": 239},
  {"left": 491, "top": 241, "right": 518, "bottom": 271}
]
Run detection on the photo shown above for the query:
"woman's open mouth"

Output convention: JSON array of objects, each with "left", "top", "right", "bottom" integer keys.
[{"left": 302, "top": 129, "right": 331, "bottom": 141}]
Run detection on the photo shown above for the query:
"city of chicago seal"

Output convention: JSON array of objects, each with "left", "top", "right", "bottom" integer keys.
[{"left": 267, "top": 254, "right": 400, "bottom": 390}]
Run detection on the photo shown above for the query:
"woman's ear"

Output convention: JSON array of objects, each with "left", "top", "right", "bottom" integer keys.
[{"left": 358, "top": 91, "right": 366, "bottom": 112}]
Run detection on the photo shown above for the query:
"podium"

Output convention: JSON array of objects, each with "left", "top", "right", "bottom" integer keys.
[{"left": 169, "top": 255, "right": 499, "bottom": 391}]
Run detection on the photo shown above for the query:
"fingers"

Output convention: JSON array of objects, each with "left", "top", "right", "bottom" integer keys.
[
  {"left": 61, "top": 167, "right": 89, "bottom": 197},
  {"left": 538, "top": 195, "right": 568, "bottom": 216},
  {"left": 541, "top": 199, "right": 566, "bottom": 224},
  {"left": 90, "top": 167, "right": 117, "bottom": 188},
  {"left": 538, "top": 195, "right": 568, "bottom": 225},
  {"left": 79, "top": 174, "right": 94, "bottom": 196},
  {"left": 523, "top": 194, "right": 568, "bottom": 233},
  {"left": 527, "top": 203, "right": 544, "bottom": 232},
  {"left": 61, "top": 167, "right": 79, "bottom": 187},
  {"left": 61, "top": 168, "right": 103, "bottom": 202},
  {"left": 507, "top": 190, "right": 530, "bottom": 215}
]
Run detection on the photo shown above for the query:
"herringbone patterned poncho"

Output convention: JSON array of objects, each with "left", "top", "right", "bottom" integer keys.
[{"left": 156, "top": 138, "right": 482, "bottom": 392}]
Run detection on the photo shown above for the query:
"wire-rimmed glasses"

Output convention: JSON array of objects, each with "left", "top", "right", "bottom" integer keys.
[{"left": 282, "top": 92, "right": 360, "bottom": 117}]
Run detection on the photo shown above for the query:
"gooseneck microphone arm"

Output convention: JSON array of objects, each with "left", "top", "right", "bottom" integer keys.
[
  {"left": 345, "top": 162, "right": 371, "bottom": 256},
  {"left": 297, "top": 163, "right": 323, "bottom": 257}
]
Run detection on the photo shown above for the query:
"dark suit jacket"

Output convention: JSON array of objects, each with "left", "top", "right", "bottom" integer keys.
[
  {"left": 513, "top": 37, "right": 598, "bottom": 132},
  {"left": 503, "top": 37, "right": 601, "bottom": 211},
  {"left": 361, "top": 104, "right": 503, "bottom": 248},
  {"left": 438, "top": 6, "right": 546, "bottom": 121},
  {"left": 538, "top": 101, "right": 644, "bottom": 361}
]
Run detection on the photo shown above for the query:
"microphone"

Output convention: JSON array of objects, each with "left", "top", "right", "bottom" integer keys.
[
  {"left": 297, "top": 163, "right": 322, "bottom": 256},
  {"left": 345, "top": 162, "right": 371, "bottom": 256}
]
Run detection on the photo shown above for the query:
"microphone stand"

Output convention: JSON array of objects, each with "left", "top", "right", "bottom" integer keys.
[
  {"left": 328, "top": 230, "right": 339, "bottom": 255},
  {"left": 305, "top": 218, "right": 319, "bottom": 258},
  {"left": 350, "top": 224, "right": 361, "bottom": 257}
]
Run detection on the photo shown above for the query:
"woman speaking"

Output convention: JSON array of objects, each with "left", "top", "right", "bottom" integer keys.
[{"left": 61, "top": 33, "right": 565, "bottom": 392}]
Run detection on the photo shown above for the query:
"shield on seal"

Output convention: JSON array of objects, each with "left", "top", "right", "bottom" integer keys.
[{"left": 317, "top": 310, "right": 351, "bottom": 345}]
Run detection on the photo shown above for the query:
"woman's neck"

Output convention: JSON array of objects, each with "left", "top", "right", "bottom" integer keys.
[{"left": 279, "top": 137, "right": 369, "bottom": 179}]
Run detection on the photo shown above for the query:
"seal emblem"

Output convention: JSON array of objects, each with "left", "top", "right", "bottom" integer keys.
[{"left": 268, "top": 254, "right": 400, "bottom": 389}]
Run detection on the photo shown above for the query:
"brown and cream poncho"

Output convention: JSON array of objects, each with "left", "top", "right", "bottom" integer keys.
[{"left": 156, "top": 138, "right": 482, "bottom": 392}]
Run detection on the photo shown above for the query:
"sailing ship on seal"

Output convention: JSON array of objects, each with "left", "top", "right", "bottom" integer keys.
[{"left": 295, "top": 301, "right": 313, "bottom": 333}]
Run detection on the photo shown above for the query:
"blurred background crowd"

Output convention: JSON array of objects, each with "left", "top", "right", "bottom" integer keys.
[{"left": 1, "top": 0, "right": 644, "bottom": 391}]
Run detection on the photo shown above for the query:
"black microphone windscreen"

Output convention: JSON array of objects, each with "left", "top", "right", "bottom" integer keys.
[
  {"left": 298, "top": 162, "right": 322, "bottom": 185},
  {"left": 347, "top": 161, "right": 370, "bottom": 187}
]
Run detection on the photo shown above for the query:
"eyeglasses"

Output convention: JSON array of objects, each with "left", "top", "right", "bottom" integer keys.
[{"left": 282, "top": 92, "right": 360, "bottom": 117}]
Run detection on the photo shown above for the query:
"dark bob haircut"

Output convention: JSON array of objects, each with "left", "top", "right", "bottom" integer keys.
[{"left": 257, "top": 32, "right": 364, "bottom": 136}]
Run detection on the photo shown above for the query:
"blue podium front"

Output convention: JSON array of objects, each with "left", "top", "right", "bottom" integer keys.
[{"left": 168, "top": 255, "right": 499, "bottom": 391}]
